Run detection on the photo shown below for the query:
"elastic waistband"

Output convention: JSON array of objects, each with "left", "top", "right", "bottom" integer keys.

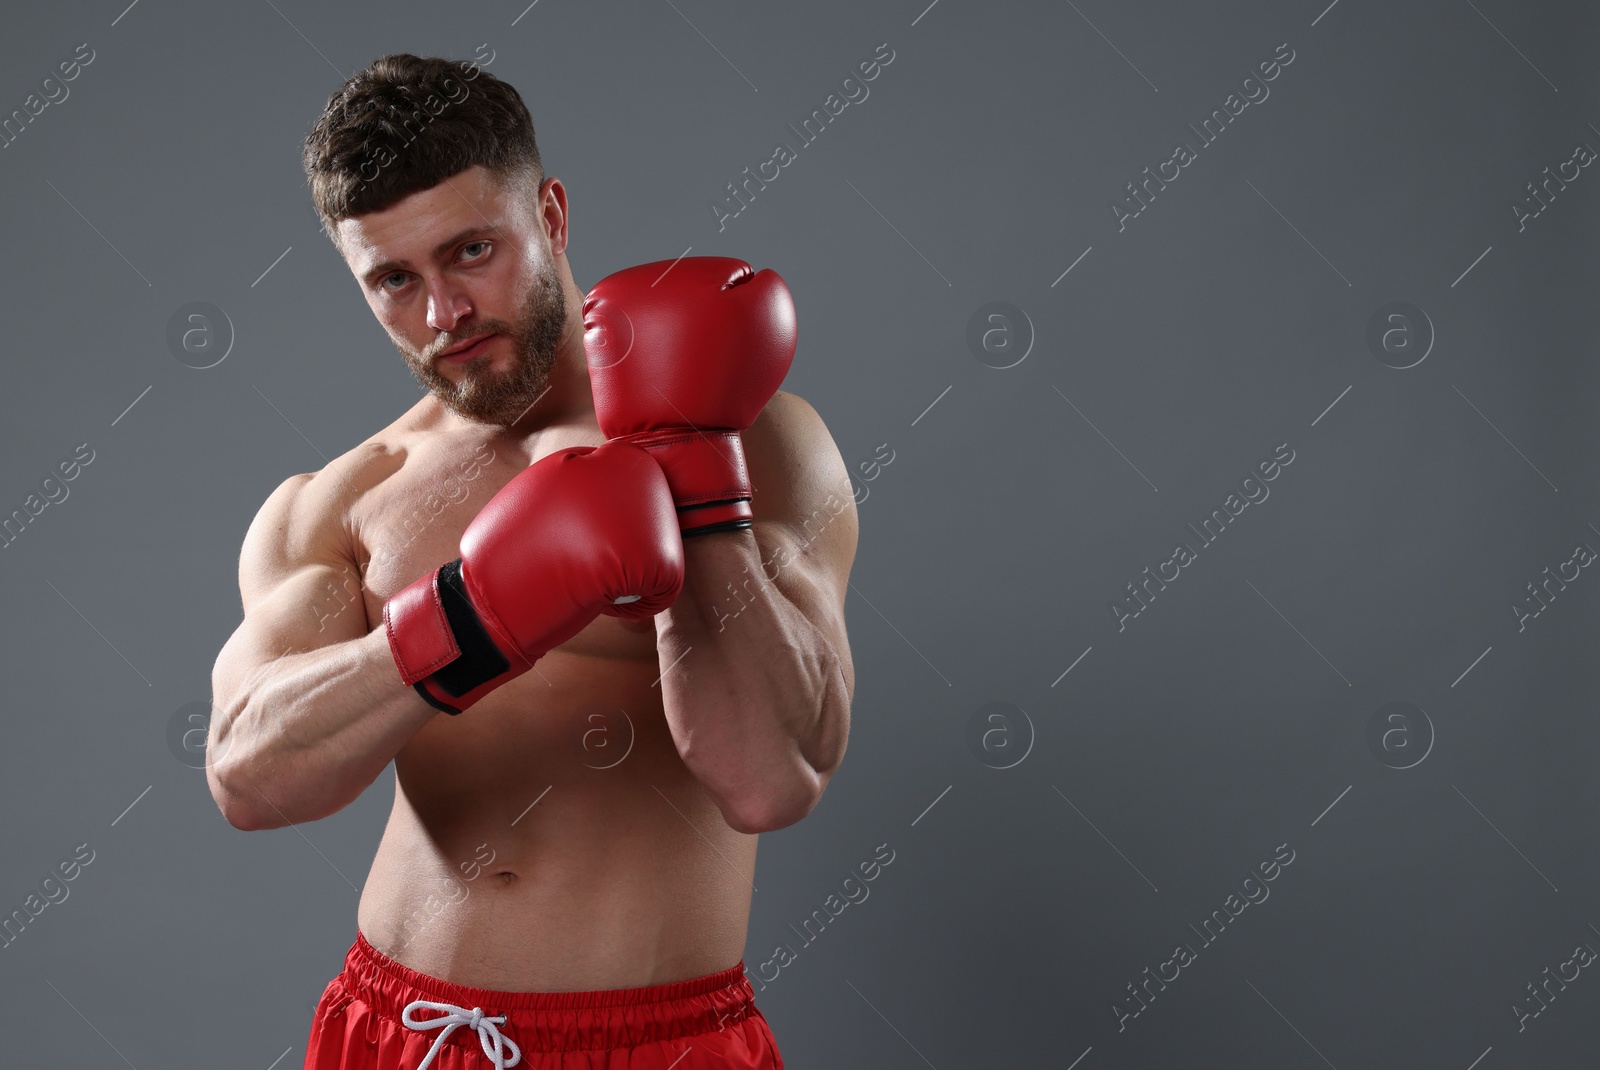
[{"left": 337, "top": 931, "right": 758, "bottom": 1054}]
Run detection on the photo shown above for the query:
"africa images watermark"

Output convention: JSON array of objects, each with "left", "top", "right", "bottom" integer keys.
[
  {"left": 0, "top": 41, "right": 95, "bottom": 152},
  {"left": 1112, "top": 842, "right": 1297, "bottom": 1031},
  {"left": 1512, "top": 930, "right": 1598, "bottom": 1033},
  {"left": 350, "top": 43, "right": 496, "bottom": 196},
  {"left": 708, "top": 42, "right": 897, "bottom": 232},
  {"left": 1511, "top": 126, "right": 1597, "bottom": 233},
  {"left": 1, "top": 842, "right": 96, "bottom": 951},
  {"left": 745, "top": 841, "right": 896, "bottom": 992},
  {"left": 1109, "top": 42, "right": 1297, "bottom": 232},
  {"left": 392, "top": 841, "right": 501, "bottom": 955},
  {"left": 1511, "top": 527, "right": 1597, "bottom": 633},
  {"left": 710, "top": 489, "right": 853, "bottom": 632},
  {"left": 847, "top": 441, "right": 895, "bottom": 506},
  {"left": 1, "top": 442, "right": 96, "bottom": 551},
  {"left": 1109, "top": 442, "right": 1296, "bottom": 632}
]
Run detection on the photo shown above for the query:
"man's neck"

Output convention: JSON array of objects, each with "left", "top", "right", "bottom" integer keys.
[{"left": 445, "top": 337, "right": 596, "bottom": 446}]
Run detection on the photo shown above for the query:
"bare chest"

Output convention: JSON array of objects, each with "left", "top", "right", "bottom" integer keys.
[{"left": 349, "top": 432, "right": 659, "bottom": 662}]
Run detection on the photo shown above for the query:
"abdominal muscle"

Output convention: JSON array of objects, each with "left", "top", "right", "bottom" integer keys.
[{"left": 354, "top": 640, "right": 757, "bottom": 993}]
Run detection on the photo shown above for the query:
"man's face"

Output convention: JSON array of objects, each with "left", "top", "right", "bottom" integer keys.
[{"left": 337, "top": 165, "right": 565, "bottom": 427}]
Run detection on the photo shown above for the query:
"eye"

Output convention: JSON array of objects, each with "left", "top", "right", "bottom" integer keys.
[
  {"left": 461, "top": 240, "right": 490, "bottom": 261},
  {"left": 380, "top": 272, "right": 408, "bottom": 292}
]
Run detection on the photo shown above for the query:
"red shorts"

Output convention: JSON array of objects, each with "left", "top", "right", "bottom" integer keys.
[{"left": 304, "top": 932, "right": 784, "bottom": 1070}]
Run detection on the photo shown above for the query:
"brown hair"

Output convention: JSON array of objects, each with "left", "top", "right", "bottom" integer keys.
[{"left": 302, "top": 53, "right": 543, "bottom": 241}]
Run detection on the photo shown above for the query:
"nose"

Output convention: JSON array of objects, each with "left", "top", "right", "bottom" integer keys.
[{"left": 426, "top": 283, "right": 474, "bottom": 334}]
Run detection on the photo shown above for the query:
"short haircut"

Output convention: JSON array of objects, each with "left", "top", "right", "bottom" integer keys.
[{"left": 302, "top": 53, "right": 544, "bottom": 242}]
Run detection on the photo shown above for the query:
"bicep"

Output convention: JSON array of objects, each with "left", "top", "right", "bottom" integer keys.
[
  {"left": 211, "top": 474, "right": 369, "bottom": 718},
  {"left": 746, "top": 393, "right": 859, "bottom": 695}
]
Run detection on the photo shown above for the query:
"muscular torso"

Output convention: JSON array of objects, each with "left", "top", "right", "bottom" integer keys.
[{"left": 338, "top": 411, "right": 754, "bottom": 992}]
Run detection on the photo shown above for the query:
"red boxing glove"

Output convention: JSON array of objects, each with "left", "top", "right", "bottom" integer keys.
[
  {"left": 383, "top": 441, "right": 684, "bottom": 714},
  {"left": 582, "top": 256, "right": 797, "bottom": 537}
]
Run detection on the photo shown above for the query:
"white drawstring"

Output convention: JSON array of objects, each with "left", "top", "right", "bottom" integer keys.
[{"left": 401, "top": 999, "right": 523, "bottom": 1069}]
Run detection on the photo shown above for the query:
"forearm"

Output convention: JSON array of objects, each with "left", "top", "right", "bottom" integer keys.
[
  {"left": 210, "top": 629, "right": 435, "bottom": 830},
  {"left": 656, "top": 531, "right": 850, "bottom": 833}
]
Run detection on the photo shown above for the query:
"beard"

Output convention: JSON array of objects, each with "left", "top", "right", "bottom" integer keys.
[{"left": 398, "top": 259, "right": 566, "bottom": 427}]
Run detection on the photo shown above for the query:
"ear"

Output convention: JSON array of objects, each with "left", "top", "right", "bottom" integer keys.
[{"left": 536, "top": 176, "right": 570, "bottom": 256}]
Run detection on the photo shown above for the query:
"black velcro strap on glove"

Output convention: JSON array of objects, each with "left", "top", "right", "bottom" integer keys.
[{"left": 427, "top": 559, "right": 511, "bottom": 700}]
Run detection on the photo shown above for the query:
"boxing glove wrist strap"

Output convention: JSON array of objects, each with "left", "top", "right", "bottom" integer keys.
[
  {"left": 617, "top": 428, "right": 753, "bottom": 536},
  {"left": 383, "top": 560, "right": 513, "bottom": 715}
]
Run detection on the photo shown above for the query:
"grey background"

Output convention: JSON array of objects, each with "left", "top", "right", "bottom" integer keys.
[{"left": 1, "top": 0, "right": 1596, "bottom": 1067}]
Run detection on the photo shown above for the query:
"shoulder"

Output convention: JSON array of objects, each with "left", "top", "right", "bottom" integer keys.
[
  {"left": 236, "top": 436, "right": 401, "bottom": 604},
  {"left": 745, "top": 391, "right": 849, "bottom": 511},
  {"left": 745, "top": 391, "right": 841, "bottom": 487},
  {"left": 743, "top": 390, "right": 857, "bottom": 587},
  {"left": 254, "top": 434, "right": 400, "bottom": 532},
  {"left": 247, "top": 395, "right": 440, "bottom": 546}
]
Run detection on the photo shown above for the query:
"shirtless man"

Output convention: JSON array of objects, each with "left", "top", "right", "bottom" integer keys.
[{"left": 207, "top": 53, "right": 856, "bottom": 1070}]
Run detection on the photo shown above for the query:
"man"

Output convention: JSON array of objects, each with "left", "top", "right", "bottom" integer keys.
[{"left": 207, "top": 53, "right": 856, "bottom": 1070}]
